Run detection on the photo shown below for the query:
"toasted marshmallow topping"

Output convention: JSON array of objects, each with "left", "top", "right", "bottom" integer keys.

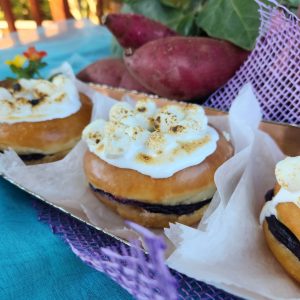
[
  {"left": 0, "top": 75, "right": 81, "bottom": 123},
  {"left": 275, "top": 156, "right": 300, "bottom": 193},
  {"left": 83, "top": 99, "right": 219, "bottom": 178},
  {"left": 260, "top": 156, "right": 300, "bottom": 223}
]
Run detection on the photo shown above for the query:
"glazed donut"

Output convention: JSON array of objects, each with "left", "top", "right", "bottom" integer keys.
[
  {"left": 82, "top": 99, "right": 233, "bottom": 228},
  {"left": 260, "top": 157, "right": 300, "bottom": 284},
  {"left": 0, "top": 77, "right": 92, "bottom": 164}
]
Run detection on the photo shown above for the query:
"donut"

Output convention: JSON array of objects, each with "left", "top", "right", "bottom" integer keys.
[
  {"left": 260, "top": 156, "right": 300, "bottom": 284},
  {"left": 0, "top": 76, "right": 92, "bottom": 164},
  {"left": 82, "top": 99, "right": 233, "bottom": 228}
]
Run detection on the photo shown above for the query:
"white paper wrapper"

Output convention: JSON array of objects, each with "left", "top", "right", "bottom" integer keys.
[
  {"left": 0, "top": 67, "right": 298, "bottom": 299},
  {"left": 165, "top": 85, "right": 300, "bottom": 299}
]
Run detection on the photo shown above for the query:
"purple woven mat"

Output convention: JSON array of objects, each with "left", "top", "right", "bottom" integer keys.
[
  {"left": 34, "top": 200, "right": 241, "bottom": 300},
  {"left": 206, "top": 0, "right": 300, "bottom": 125}
]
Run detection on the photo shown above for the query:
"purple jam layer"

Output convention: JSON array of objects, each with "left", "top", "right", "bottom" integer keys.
[
  {"left": 90, "top": 184, "right": 211, "bottom": 215},
  {"left": 1, "top": 151, "right": 46, "bottom": 161},
  {"left": 264, "top": 189, "right": 300, "bottom": 260},
  {"left": 265, "top": 189, "right": 274, "bottom": 202},
  {"left": 266, "top": 215, "right": 300, "bottom": 260},
  {"left": 19, "top": 153, "right": 46, "bottom": 161}
]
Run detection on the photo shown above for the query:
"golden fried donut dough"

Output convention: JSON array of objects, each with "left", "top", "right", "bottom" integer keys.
[
  {"left": 84, "top": 129, "right": 233, "bottom": 205},
  {"left": 263, "top": 184, "right": 300, "bottom": 284},
  {"left": 0, "top": 94, "right": 92, "bottom": 155}
]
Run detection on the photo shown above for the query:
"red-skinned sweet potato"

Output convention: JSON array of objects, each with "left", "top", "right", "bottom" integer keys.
[
  {"left": 104, "top": 13, "right": 178, "bottom": 49},
  {"left": 77, "top": 58, "right": 126, "bottom": 86},
  {"left": 119, "top": 69, "right": 150, "bottom": 93},
  {"left": 124, "top": 37, "right": 249, "bottom": 100},
  {"left": 77, "top": 57, "right": 150, "bottom": 92}
]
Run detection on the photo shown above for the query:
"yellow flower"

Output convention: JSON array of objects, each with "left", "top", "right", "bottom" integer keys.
[{"left": 5, "top": 55, "right": 27, "bottom": 68}]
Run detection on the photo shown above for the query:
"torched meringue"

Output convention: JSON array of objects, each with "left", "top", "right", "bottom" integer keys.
[
  {"left": 0, "top": 75, "right": 81, "bottom": 123},
  {"left": 260, "top": 156, "right": 300, "bottom": 223},
  {"left": 275, "top": 156, "right": 300, "bottom": 193},
  {"left": 82, "top": 99, "right": 219, "bottom": 178}
]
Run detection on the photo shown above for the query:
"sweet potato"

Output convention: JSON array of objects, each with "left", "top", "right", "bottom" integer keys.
[
  {"left": 77, "top": 58, "right": 126, "bottom": 86},
  {"left": 104, "top": 13, "right": 177, "bottom": 49},
  {"left": 124, "top": 37, "right": 249, "bottom": 100},
  {"left": 119, "top": 69, "right": 150, "bottom": 93}
]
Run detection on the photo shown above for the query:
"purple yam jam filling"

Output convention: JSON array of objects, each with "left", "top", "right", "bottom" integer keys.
[
  {"left": 90, "top": 184, "right": 211, "bottom": 215},
  {"left": 264, "top": 189, "right": 300, "bottom": 260},
  {"left": 19, "top": 153, "right": 46, "bottom": 161},
  {"left": 266, "top": 215, "right": 300, "bottom": 260},
  {"left": 0, "top": 150, "right": 47, "bottom": 161},
  {"left": 265, "top": 189, "right": 274, "bottom": 202}
]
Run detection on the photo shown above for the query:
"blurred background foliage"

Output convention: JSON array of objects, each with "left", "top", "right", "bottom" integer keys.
[
  {"left": 0, "top": 0, "right": 122, "bottom": 22},
  {"left": 0, "top": 0, "right": 51, "bottom": 20}
]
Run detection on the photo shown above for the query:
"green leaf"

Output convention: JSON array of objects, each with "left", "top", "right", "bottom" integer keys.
[
  {"left": 39, "top": 62, "right": 47, "bottom": 69},
  {"left": 282, "top": 0, "right": 300, "bottom": 6},
  {"left": 196, "top": 0, "right": 261, "bottom": 50},
  {"left": 121, "top": 0, "right": 205, "bottom": 36},
  {"left": 160, "top": 0, "right": 190, "bottom": 9},
  {"left": 121, "top": 1, "right": 183, "bottom": 31},
  {"left": 278, "top": 0, "right": 300, "bottom": 13},
  {"left": 176, "top": 14, "right": 195, "bottom": 35}
]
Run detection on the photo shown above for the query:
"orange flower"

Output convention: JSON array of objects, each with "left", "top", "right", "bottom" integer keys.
[{"left": 23, "top": 46, "right": 47, "bottom": 61}]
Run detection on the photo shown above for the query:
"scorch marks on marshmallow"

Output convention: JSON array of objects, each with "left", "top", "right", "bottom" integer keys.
[
  {"left": 0, "top": 75, "right": 81, "bottom": 123},
  {"left": 275, "top": 156, "right": 300, "bottom": 193},
  {"left": 260, "top": 156, "right": 300, "bottom": 223},
  {"left": 82, "top": 99, "right": 219, "bottom": 178}
]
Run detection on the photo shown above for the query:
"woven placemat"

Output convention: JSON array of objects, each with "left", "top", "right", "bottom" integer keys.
[{"left": 35, "top": 200, "right": 241, "bottom": 300}]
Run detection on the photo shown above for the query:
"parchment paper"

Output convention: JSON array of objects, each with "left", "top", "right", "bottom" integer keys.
[
  {"left": 0, "top": 65, "right": 298, "bottom": 299},
  {"left": 165, "top": 85, "right": 300, "bottom": 300}
]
